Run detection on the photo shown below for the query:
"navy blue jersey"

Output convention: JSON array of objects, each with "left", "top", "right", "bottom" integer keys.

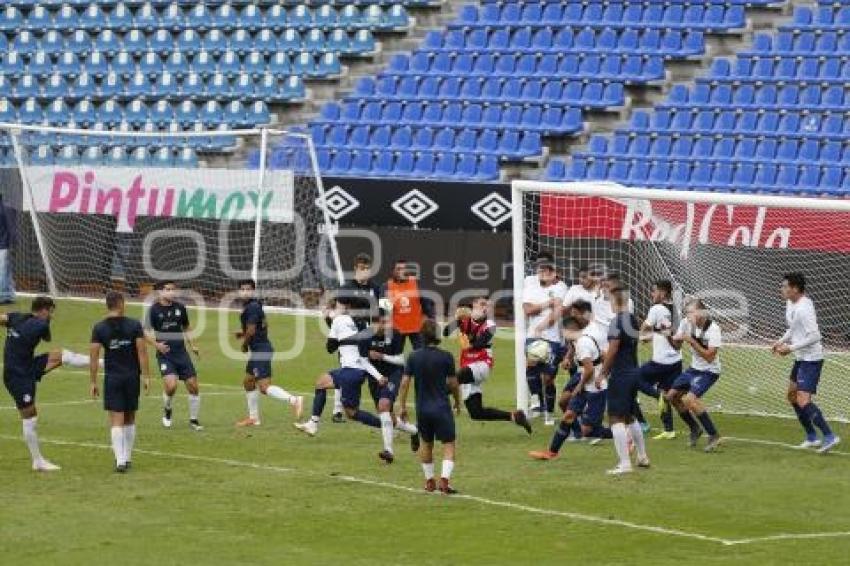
[
  {"left": 404, "top": 346, "right": 456, "bottom": 413},
  {"left": 608, "top": 312, "right": 639, "bottom": 374},
  {"left": 4, "top": 312, "right": 51, "bottom": 373},
  {"left": 241, "top": 299, "right": 271, "bottom": 350},
  {"left": 337, "top": 279, "right": 380, "bottom": 329},
  {"left": 146, "top": 300, "right": 190, "bottom": 352},
  {"left": 91, "top": 316, "right": 144, "bottom": 378},
  {"left": 368, "top": 329, "right": 404, "bottom": 376}
]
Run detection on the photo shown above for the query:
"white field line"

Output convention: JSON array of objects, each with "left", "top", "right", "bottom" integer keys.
[{"left": 726, "top": 436, "right": 850, "bottom": 458}]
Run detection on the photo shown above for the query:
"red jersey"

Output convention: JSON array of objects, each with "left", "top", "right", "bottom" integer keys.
[{"left": 458, "top": 317, "right": 496, "bottom": 368}]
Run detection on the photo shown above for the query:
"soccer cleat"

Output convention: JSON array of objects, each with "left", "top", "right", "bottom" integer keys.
[
  {"left": 513, "top": 411, "right": 533, "bottom": 435},
  {"left": 704, "top": 435, "right": 722, "bottom": 453},
  {"left": 236, "top": 417, "right": 260, "bottom": 427},
  {"left": 796, "top": 438, "right": 822, "bottom": 449},
  {"left": 294, "top": 420, "right": 318, "bottom": 436},
  {"left": 438, "top": 478, "right": 458, "bottom": 495},
  {"left": 332, "top": 412, "right": 345, "bottom": 423},
  {"left": 588, "top": 437, "right": 604, "bottom": 446},
  {"left": 292, "top": 396, "right": 304, "bottom": 420},
  {"left": 32, "top": 459, "right": 61, "bottom": 472},
  {"left": 114, "top": 463, "right": 128, "bottom": 473},
  {"left": 688, "top": 428, "right": 703, "bottom": 448},
  {"left": 189, "top": 419, "right": 204, "bottom": 431},
  {"left": 606, "top": 464, "right": 633, "bottom": 476},
  {"left": 653, "top": 431, "right": 677, "bottom": 440},
  {"left": 528, "top": 450, "right": 559, "bottom": 461},
  {"left": 637, "top": 458, "right": 651, "bottom": 469},
  {"left": 410, "top": 432, "right": 420, "bottom": 453},
  {"left": 817, "top": 436, "right": 841, "bottom": 454},
  {"left": 124, "top": 461, "right": 132, "bottom": 470},
  {"left": 162, "top": 407, "right": 173, "bottom": 428},
  {"left": 424, "top": 478, "right": 437, "bottom": 493},
  {"left": 378, "top": 450, "right": 394, "bottom": 464}
]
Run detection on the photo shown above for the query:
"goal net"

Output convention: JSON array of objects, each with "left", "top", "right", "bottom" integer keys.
[
  {"left": 512, "top": 181, "right": 850, "bottom": 423},
  {"left": 0, "top": 125, "right": 343, "bottom": 309}
]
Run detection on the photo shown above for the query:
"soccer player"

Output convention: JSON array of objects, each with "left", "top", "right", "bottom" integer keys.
[
  {"left": 522, "top": 253, "right": 568, "bottom": 420},
  {"left": 2, "top": 296, "right": 93, "bottom": 471},
  {"left": 564, "top": 265, "right": 599, "bottom": 308},
  {"left": 366, "top": 308, "right": 420, "bottom": 461},
  {"left": 638, "top": 280, "right": 682, "bottom": 440},
  {"left": 530, "top": 299, "right": 610, "bottom": 461},
  {"left": 235, "top": 280, "right": 303, "bottom": 427},
  {"left": 145, "top": 281, "right": 202, "bottom": 431},
  {"left": 294, "top": 298, "right": 388, "bottom": 448},
  {"left": 600, "top": 286, "right": 649, "bottom": 475},
  {"left": 667, "top": 298, "right": 723, "bottom": 452},
  {"left": 382, "top": 259, "right": 435, "bottom": 351},
  {"left": 398, "top": 320, "right": 462, "bottom": 494},
  {"left": 89, "top": 291, "right": 150, "bottom": 473},
  {"left": 443, "top": 296, "right": 531, "bottom": 433},
  {"left": 772, "top": 273, "right": 840, "bottom": 453}
]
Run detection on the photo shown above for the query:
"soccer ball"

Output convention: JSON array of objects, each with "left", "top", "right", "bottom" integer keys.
[
  {"left": 378, "top": 297, "right": 393, "bottom": 314},
  {"left": 525, "top": 340, "right": 552, "bottom": 364}
]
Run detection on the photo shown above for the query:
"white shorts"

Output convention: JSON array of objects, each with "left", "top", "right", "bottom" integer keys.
[{"left": 461, "top": 361, "right": 491, "bottom": 401}]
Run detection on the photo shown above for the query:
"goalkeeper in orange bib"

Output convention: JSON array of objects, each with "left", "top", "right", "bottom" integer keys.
[{"left": 443, "top": 296, "right": 532, "bottom": 434}]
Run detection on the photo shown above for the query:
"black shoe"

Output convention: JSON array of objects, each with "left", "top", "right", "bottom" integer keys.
[
  {"left": 439, "top": 478, "right": 458, "bottom": 495},
  {"left": 513, "top": 411, "right": 533, "bottom": 435},
  {"left": 332, "top": 412, "right": 345, "bottom": 424},
  {"left": 125, "top": 461, "right": 132, "bottom": 470},
  {"left": 378, "top": 450, "right": 394, "bottom": 464},
  {"left": 115, "top": 463, "right": 128, "bottom": 473},
  {"left": 189, "top": 419, "right": 204, "bottom": 431},
  {"left": 410, "top": 432, "right": 420, "bottom": 453},
  {"left": 689, "top": 428, "right": 703, "bottom": 448}
]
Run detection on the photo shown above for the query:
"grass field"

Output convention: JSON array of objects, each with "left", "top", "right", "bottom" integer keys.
[{"left": 1, "top": 299, "right": 849, "bottom": 565}]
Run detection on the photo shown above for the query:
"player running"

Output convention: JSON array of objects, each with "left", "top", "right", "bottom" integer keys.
[
  {"left": 235, "top": 280, "right": 303, "bottom": 427},
  {"left": 600, "top": 286, "right": 650, "bottom": 475},
  {"left": 2, "top": 296, "right": 93, "bottom": 472},
  {"left": 398, "top": 320, "right": 462, "bottom": 494},
  {"left": 444, "top": 296, "right": 531, "bottom": 434},
  {"left": 666, "top": 298, "right": 723, "bottom": 452},
  {"left": 366, "top": 307, "right": 420, "bottom": 462},
  {"left": 89, "top": 292, "right": 150, "bottom": 473},
  {"left": 772, "top": 273, "right": 840, "bottom": 453},
  {"left": 530, "top": 299, "right": 609, "bottom": 461},
  {"left": 638, "top": 280, "right": 682, "bottom": 440},
  {"left": 145, "top": 281, "right": 202, "bottom": 431}
]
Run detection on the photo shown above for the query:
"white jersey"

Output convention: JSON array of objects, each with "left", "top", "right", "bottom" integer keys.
[
  {"left": 785, "top": 296, "right": 823, "bottom": 362},
  {"left": 522, "top": 275, "right": 568, "bottom": 342},
  {"left": 574, "top": 324, "right": 608, "bottom": 392},
  {"left": 592, "top": 291, "right": 634, "bottom": 345},
  {"left": 677, "top": 319, "right": 722, "bottom": 374},
  {"left": 645, "top": 303, "right": 682, "bottom": 365},
  {"left": 564, "top": 284, "right": 595, "bottom": 308}
]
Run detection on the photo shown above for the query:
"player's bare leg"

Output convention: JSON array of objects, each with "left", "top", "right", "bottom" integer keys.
[
  {"left": 237, "top": 375, "right": 261, "bottom": 427},
  {"left": 294, "top": 373, "right": 334, "bottom": 435},
  {"left": 161, "top": 374, "right": 178, "bottom": 428},
  {"left": 683, "top": 393, "right": 721, "bottom": 452},
  {"left": 667, "top": 389, "right": 702, "bottom": 445}
]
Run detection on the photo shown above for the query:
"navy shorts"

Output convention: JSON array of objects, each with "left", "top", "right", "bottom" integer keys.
[
  {"left": 246, "top": 346, "right": 273, "bottom": 380},
  {"left": 526, "top": 338, "right": 565, "bottom": 379},
  {"left": 417, "top": 408, "right": 456, "bottom": 443},
  {"left": 3, "top": 354, "right": 49, "bottom": 409},
  {"left": 331, "top": 367, "right": 368, "bottom": 409},
  {"left": 104, "top": 373, "right": 140, "bottom": 413},
  {"left": 368, "top": 368, "right": 403, "bottom": 406},
  {"left": 607, "top": 370, "right": 639, "bottom": 418},
  {"left": 582, "top": 390, "right": 607, "bottom": 426},
  {"left": 672, "top": 368, "right": 720, "bottom": 398},
  {"left": 790, "top": 360, "right": 823, "bottom": 394},
  {"left": 157, "top": 350, "right": 196, "bottom": 380},
  {"left": 639, "top": 360, "right": 683, "bottom": 391}
]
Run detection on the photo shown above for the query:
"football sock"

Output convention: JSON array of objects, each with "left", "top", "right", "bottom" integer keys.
[
  {"left": 660, "top": 401, "right": 674, "bottom": 432},
  {"left": 333, "top": 388, "right": 343, "bottom": 414},
  {"left": 188, "top": 394, "right": 200, "bottom": 421},
  {"left": 629, "top": 421, "right": 648, "bottom": 460},
  {"left": 22, "top": 417, "right": 42, "bottom": 464},
  {"left": 311, "top": 388, "right": 327, "bottom": 419},
  {"left": 379, "top": 412, "right": 394, "bottom": 453},
  {"left": 678, "top": 410, "right": 700, "bottom": 433},
  {"left": 544, "top": 382, "right": 556, "bottom": 413},
  {"left": 634, "top": 403, "right": 647, "bottom": 424},
  {"left": 570, "top": 419, "right": 583, "bottom": 438},
  {"left": 162, "top": 392, "right": 173, "bottom": 411},
  {"left": 246, "top": 389, "right": 260, "bottom": 421},
  {"left": 422, "top": 462, "right": 435, "bottom": 480},
  {"left": 792, "top": 403, "right": 817, "bottom": 439},
  {"left": 123, "top": 424, "right": 136, "bottom": 463},
  {"left": 266, "top": 385, "right": 294, "bottom": 404},
  {"left": 353, "top": 410, "right": 381, "bottom": 428},
  {"left": 395, "top": 419, "right": 417, "bottom": 434},
  {"left": 111, "top": 426, "right": 125, "bottom": 466},
  {"left": 611, "top": 422, "right": 630, "bottom": 468},
  {"left": 549, "top": 421, "right": 571, "bottom": 454},
  {"left": 441, "top": 459, "right": 454, "bottom": 479},
  {"left": 804, "top": 403, "right": 833, "bottom": 437},
  {"left": 61, "top": 349, "right": 90, "bottom": 368},
  {"left": 696, "top": 411, "right": 718, "bottom": 436}
]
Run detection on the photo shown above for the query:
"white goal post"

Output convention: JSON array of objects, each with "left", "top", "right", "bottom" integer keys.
[
  {"left": 0, "top": 124, "right": 344, "bottom": 309},
  {"left": 512, "top": 180, "right": 850, "bottom": 423}
]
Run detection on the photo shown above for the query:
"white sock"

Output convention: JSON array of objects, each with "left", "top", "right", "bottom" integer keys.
[
  {"left": 123, "top": 424, "right": 136, "bottom": 463},
  {"left": 163, "top": 392, "right": 173, "bottom": 411},
  {"left": 61, "top": 349, "right": 90, "bottom": 368},
  {"left": 111, "top": 426, "right": 125, "bottom": 465},
  {"left": 629, "top": 420, "right": 648, "bottom": 461},
  {"left": 333, "top": 388, "right": 343, "bottom": 414},
  {"left": 422, "top": 462, "right": 435, "bottom": 480},
  {"left": 441, "top": 459, "right": 454, "bottom": 479},
  {"left": 379, "top": 412, "right": 394, "bottom": 453},
  {"left": 395, "top": 419, "right": 418, "bottom": 435},
  {"left": 611, "top": 423, "right": 631, "bottom": 468},
  {"left": 22, "top": 417, "right": 43, "bottom": 464},
  {"left": 246, "top": 389, "right": 260, "bottom": 421},
  {"left": 266, "top": 385, "right": 295, "bottom": 404},
  {"left": 188, "top": 394, "right": 200, "bottom": 420}
]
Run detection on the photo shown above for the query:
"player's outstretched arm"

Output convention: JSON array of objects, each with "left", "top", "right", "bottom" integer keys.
[
  {"left": 136, "top": 337, "right": 151, "bottom": 394},
  {"left": 89, "top": 342, "right": 101, "bottom": 398}
]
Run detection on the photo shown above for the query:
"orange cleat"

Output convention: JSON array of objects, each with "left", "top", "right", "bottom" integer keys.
[
  {"left": 528, "top": 450, "right": 559, "bottom": 461},
  {"left": 425, "top": 478, "right": 437, "bottom": 493},
  {"left": 235, "top": 417, "right": 260, "bottom": 427}
]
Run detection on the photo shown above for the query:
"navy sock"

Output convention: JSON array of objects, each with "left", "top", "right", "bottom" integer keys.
[
  {"left": 353, "top": 410, "right": 381, "bottom": 428},
  {"left": 792, "top": 403, "right": 817, "bottom": 439},
  {"left": 590, "top": 424, "right": 613, "bottom": 439},
  {"left": 634, "top": 403, "right": 647, "bottom": 424},
  {"left": 545, "top": 382, "right": 557, "bottom": 413},
  {"left": 312, "top": 388, "right": 327, "bottom": 418},
  {"left": 570, "top": 419, "right": 582, "bottom": 438},
  {"left": 660, "top": 404, "right": 674, "bottom": 432},
  {"left": 696, "top": 412, "right": 718, "bottom": 436},
  {"left": 549, "top": 421, "right": 571, "bottom": 454},
  {"left": 804, "top": 403, "right": 833, "bottom": 438},
  {"left": 527, "top": 376, "right": 542, "bottom": 400},
  {"left": 678, "top": 410, "right": 699, "bottom": 433}
]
